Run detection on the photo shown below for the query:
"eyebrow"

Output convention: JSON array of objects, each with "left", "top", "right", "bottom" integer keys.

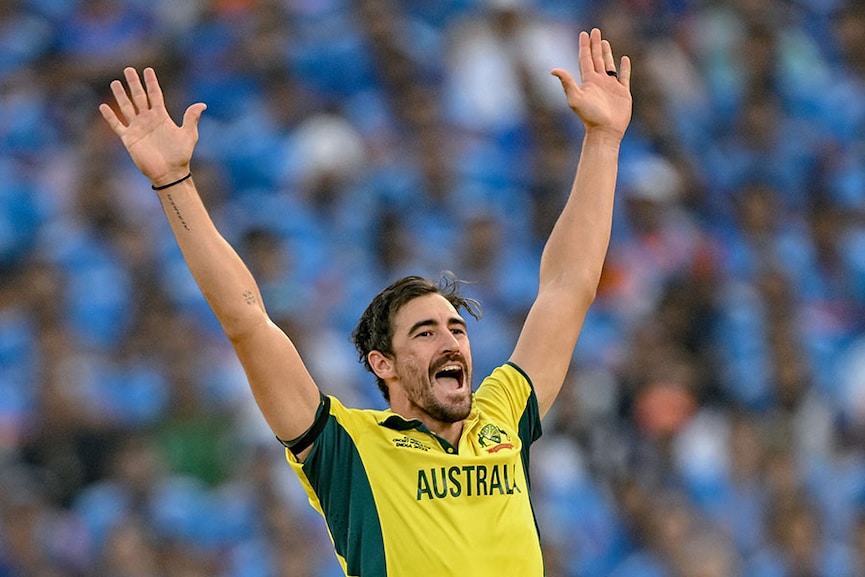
[{"left": 407, "top": 317, "right": 467, "bottom": 336}]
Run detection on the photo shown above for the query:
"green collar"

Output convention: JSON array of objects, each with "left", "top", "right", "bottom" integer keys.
[{"left": 378, "top": 413, "right": 462, "bottom": 454}]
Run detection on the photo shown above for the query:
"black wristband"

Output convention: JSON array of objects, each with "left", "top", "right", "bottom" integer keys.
[{"left": 151, "top": 172, "right": 192, "bottom": 191}]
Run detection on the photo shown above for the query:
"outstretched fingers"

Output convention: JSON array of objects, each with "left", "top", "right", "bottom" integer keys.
[
  {"left": 602, "top": 39, "right": 615, "bottom": 75},
  {"left": 618, "top": 55, "right": 633, "bottom": 89},
  {"left": 100, "top": 67, "right": 170, "bottom": 136},
  {"left": 107, "top": 76, "right": 135, "bottom": 128},
  {"left": 577, "top": 30, "right": 593, "bottom": 80},
  {"left": 124, "top": 67, "right": 150, "bottom": 114},
  {"left": 98, "top": 101, "right": 123, "bottom": 134},
  {"left": 142, "top": 67, "right": 165, "bottom": 109},
  {"left": 590, "top": 28, "right": 605, "bottom": 75},
  {"left": 578, "top": 29, "right": 625, "bottom": 80}
]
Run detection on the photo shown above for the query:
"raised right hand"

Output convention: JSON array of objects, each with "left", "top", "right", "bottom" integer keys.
[{"left": 99, "top": 67, "right": 206, "bottom": 188}]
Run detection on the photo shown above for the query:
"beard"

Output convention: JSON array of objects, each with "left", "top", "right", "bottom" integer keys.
[
  {"left": 421, "top": 384, "right": 472, "bottom": 423},
  {"left": 400, "top": 353, "right": 472, "bottom": 423}
]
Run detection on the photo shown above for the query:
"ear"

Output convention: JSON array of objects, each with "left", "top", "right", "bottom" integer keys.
[{"left": 368, "top": 350, "right": 395, "bottom": 381}]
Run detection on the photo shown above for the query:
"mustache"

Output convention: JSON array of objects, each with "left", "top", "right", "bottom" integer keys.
[{"left": 430, "top": 352, "right": 467, "bottom": 373}]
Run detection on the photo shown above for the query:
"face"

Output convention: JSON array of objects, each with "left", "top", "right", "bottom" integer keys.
[{"left": 381, "top": 293, "right": 473, "bottom": 424}]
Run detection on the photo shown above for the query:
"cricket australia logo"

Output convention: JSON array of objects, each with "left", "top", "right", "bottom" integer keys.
[{"left": 477, "top": 423, "right": 514, "bottom": 453}]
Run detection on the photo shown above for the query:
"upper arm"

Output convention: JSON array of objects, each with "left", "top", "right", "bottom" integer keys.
[
  {"left": 508, "top": 285, "right": 593, "bottom": 418},
  {"left": 230, "top": 317, "right": 322, "bottom": 442}
]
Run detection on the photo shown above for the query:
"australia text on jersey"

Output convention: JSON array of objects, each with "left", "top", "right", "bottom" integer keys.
[{"left": 416, "top": 464, "right": 522, "bottom": 500}]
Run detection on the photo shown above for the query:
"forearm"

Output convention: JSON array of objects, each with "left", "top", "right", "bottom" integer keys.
[
  {"left": 156, "top": 177, "right": 265, "bottom": 339},
  {"left": 538, "top": 129, "right": 621, "bottom": 299}
]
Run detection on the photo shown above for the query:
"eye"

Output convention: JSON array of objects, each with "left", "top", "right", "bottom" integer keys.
[
  {"left": 415, "top": 330, "right": 433, "bottom": 338},
  {"left": 451, "top": 327, "right": 465, "bottom": 336}
]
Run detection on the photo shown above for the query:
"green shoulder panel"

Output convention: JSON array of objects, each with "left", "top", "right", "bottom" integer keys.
[
  {"left": 507, "top": 361, "right": 543, "bottom": 490},
  {"left": 303, "top": 415, "right": 387, "bottom": 577}
]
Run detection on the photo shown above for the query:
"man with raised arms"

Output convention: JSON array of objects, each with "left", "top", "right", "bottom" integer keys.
[{"left": 100, "top": 27, "right": 632, "bottom": 577}]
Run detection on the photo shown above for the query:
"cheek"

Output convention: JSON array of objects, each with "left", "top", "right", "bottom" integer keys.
[{"left": 398, "top": 354, "right": 429, "bottom": 380}]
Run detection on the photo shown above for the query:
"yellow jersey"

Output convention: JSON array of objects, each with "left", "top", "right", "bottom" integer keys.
[{"left": 285, "top": 362, "right": 545, "bottom": 576}]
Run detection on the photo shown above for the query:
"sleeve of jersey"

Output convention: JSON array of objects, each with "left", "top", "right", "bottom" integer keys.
[
  {"left": 474, "top": 362, "right": 542, "bottom": 446},
  {"left": 283, "top": 398, "right": 389, "bottom": 577}
]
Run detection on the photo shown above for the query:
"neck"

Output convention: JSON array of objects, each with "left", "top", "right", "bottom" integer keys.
[{"left": 390, "top": 400, "right": 466, "bottom": 447}]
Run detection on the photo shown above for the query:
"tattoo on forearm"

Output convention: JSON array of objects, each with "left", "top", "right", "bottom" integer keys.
[
  {"left": 165, "top": 193, "right": 190, "bottom": 231},
  {"left": 243, "top": 290, "right": 257, "bottom": 305}
]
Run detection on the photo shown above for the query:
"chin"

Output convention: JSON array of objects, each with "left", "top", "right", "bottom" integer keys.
[
  {"left": 450, "top": 396, "right": 473, "bottom": 421},
  {"left": 430, "top": 396, "right": 472, "bottom": 424}
]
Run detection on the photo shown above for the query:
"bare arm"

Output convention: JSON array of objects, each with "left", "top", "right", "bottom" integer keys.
[
  {"left": 509, "top": 29, "right": 633, "bottom": 417},
  {"left": 99, "top": 67, "right": 320, "bottom": 445}
]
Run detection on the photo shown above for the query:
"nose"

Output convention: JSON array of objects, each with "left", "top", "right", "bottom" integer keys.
[{"left": 441, "top": 330, "right": 460, "bottom": 352}]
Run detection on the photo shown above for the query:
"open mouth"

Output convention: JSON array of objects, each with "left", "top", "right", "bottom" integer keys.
[{"left": 433, "top": 364, "right": 465, "bottom": 390}]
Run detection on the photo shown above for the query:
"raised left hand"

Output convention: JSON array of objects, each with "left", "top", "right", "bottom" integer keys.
[{"left": 551, "top": 28, "right": 632, "bottom": 140}]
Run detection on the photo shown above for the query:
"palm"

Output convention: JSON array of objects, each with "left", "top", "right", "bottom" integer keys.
[
  {"left": 567, "top": 81, "right": 632, "bottom": 136},
  {"left": 118, "top": 109, "right": 185, "bottom": 178},
  {"left": 99, "top": 67, "right": 205, "bottom": 185}
]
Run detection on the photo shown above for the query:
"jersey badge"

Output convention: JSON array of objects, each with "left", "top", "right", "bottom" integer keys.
[{"left": 478, "top": 423, "right": 514, "bottom": 453}]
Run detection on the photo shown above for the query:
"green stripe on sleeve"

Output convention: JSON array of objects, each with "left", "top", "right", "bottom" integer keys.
[
  {"left": 303, "top": 418, "right": 387, "bottom": 577},
  {"left": 508, "top": 361, "right": 543, "bottom": 490}
]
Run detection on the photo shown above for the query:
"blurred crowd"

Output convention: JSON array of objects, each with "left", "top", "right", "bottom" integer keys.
[{"left": 2, "top": 0, "right": 865, "bottom": 575}]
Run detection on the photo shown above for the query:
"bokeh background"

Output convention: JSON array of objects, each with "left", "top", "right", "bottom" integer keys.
[{"left": 2, "top": 0, "right": 865, "bottom": 575}]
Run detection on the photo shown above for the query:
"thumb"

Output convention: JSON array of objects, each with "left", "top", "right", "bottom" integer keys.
[
  {"left": 181, "top": 102, "right": 207, "bottom": 132},
  {"left": 551, "top": 68, "right": 578, "bottom": 94}
]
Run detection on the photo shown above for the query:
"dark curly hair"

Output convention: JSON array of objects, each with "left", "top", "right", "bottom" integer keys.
[{"left": 351, "top": 272, "right": 481, "bottom": 401}]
